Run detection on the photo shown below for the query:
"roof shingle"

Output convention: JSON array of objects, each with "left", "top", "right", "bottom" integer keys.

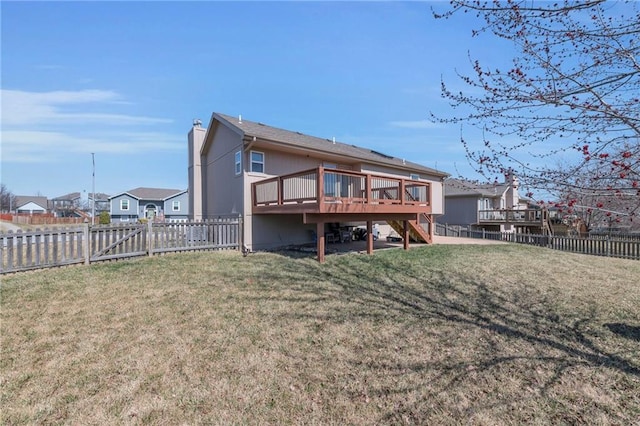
[
  {"left": 214, "top": 113, "right": 448, "bottom": 177},
  {"left": 109, "top": 188, "right": 185, "bottom": 201}
]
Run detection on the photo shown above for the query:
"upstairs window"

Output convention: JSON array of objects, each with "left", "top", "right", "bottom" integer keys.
[
  {"left": 172, "top": 201, "right": 180, "bottom": 211},
  {"left": 250, "top": 151, "right": 264, "bottom": 173},
  {"left": 235, "top": 151, "right": 242, "bottom": 175},
  {"left": 120, "top": 199, "right": 129, "bottom": 211}
]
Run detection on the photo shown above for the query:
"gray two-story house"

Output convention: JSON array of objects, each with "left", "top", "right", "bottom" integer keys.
[
  {"left": 189, "top": 112, "right": 449, "bottom": 261},
  {"left": 109, "top": 187, "right": 189, "bottom": 223},
  {"left": 439, "top": 177, "right": 548, "bottom": 234}
]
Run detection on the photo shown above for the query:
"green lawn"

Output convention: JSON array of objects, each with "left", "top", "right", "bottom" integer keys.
[{"left": 2, "top": 244, "right": 639, "bottom": 424}]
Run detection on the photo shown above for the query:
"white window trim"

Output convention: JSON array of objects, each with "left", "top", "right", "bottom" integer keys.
[
  {"left": 410, "top": 173, "right": 420, "bottom": 180},
  {"left": 120, "top": 199, "right": 129, "bottom": 211},
  {"left": 172, "top": 201, "right": 180, "bottom": 211},
  {"left": 250, "top": 150, "right": 265, "bottom": 174},
  {"left": 235, "top": 151, "right": 242, "bottom": 175}
]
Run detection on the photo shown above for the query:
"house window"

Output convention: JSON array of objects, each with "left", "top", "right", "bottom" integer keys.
[
  {"left": 409, "top": 174, "right": 421, "bottom": 200},
  {"left": 250, "top": 151, "right": 264, "bottom": 173},
  {"left": 120, "top": 199, "right": 129, "bottom": 211},
  {"left": 172, "top": 201, "right": 180, "bottom": 211},
  {"left": 235, "top": 151, "right": 242, "bottom": 175}
]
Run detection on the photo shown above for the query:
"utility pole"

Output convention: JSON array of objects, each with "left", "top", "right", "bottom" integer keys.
[{"left": 92, "top": 153, "right": 96, "bottom": 225}]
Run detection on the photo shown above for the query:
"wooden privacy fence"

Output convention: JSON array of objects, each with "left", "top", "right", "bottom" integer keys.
[
  {"left": 435, "top": 223, "right": 640, "bottom": 260},
  {"left": 0, "top": 218, "right": 241, "bottom": 274}
]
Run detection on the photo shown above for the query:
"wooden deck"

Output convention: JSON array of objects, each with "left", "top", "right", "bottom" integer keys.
[
  {"left": 252, "top": 167, "right": 434, "bottom": 262},
  {"left": 252, "top": 166, "right": 432, "bottom": 217}
]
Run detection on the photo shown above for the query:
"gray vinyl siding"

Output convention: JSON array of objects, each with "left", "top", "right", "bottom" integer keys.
[
  {"left": 249, "top": 214, "right": 315, "bottom": 250},
  {"left": 242, "top": 149, "right": 319, "bottom": 249},
  {"left": 202, "top": 123, "right": 244, "bottom": 217},
  {"left": 164, "top": 191, "right": 189, "bottom": 220},
  {"left": 439, "top": 196, "right": 479, "bottom": 226},
  {"left": 110, "top": 195, "right": 139, "bottom": 218}
]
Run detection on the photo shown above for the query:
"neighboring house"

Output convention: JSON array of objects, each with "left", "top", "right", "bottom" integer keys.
[
  {"left": 15, "top": 196, "right": 48, "bottom": 214},
  {"left": 188, "top": 113, "right": 449, "bottom": 261},
  {"left": 49, "top": 192, "right": 83, "bottom": 217},
  {"left": 439, "top": 177, "right": 548, "bottom": 233},
  {"left": 89, "top": 192, "right": 111, "bottom": 216},
  {"left": 50, "top": 191, "right": 111, "bottom": 219},
  {"left": 109, "top": 188, "right": 189, "bottom": 222}
]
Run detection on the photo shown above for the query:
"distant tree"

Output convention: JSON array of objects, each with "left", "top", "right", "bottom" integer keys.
[
  {"left": 0, "top": 184, "right": 18, "bottom": 213},
  {"left": 553, "top": 159, "right": 639, "bottom": 232},
  {"left": 432, "top": 0, "right": 639, "bottom": 225}
]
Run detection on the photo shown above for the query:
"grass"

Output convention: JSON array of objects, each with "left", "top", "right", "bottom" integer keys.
[{"left": 1, "top": 244, "right": 639, "bottom": 424}]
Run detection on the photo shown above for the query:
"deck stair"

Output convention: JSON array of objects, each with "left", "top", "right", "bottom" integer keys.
[
  {"left": 541, "top": 208, "right": 554, "bottom": 236},
  {"left": 387, "top": 213, "right": 432, "bottom": 244}
]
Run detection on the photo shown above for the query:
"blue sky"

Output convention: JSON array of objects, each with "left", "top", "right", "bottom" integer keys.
[{"left": 1, "top": 1, "right": 513, "bottom": 198}]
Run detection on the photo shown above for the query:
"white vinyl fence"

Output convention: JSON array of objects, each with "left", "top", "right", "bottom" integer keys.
[{"left": 1, "top": 218, "right": 241, "bottom": 274}]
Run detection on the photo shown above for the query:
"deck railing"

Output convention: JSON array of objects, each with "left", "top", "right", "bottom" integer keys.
[
  {"left": 478, "top": 209, "right": 545, "bottom": 223},
  {"left": 253, "top": 167, "right": 430, "bottom": 208}
]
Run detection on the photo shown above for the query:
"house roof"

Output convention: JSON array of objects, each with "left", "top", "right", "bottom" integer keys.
[
  {"left": 15, "top": 196, "right": 48, "bottom": 209},
  {"left": 210, "top": 113, "right": 449, "bottom": 178},
  {"left": 89, "top": 192, "right": 111, "bottom": 201},
  {"left": 51, "top": 192, "right": 81, "bottom": 201},
  {"left": 109, "top": 187, "right": 186, "bottom": 201},
  {"left": 444, "top": 178, "right": 510, "bottom": 198}
]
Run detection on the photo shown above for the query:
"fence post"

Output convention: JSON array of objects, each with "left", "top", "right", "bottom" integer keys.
[
  {"left": 606, "top": 235, "right": 611, "bottom": 257},
  {"left": 148, "top": 220, "right": 153, "bottom": 257},
  {"left": 482, "top": 229, "right": 486, "bottom": 240},
  {"left": 84, "top": 222, "right": 90, "bottom": 265}
]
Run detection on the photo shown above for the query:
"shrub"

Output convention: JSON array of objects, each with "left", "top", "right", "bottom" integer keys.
[{"left": 99, "top": 211, "right": 110, "bottom": 225}]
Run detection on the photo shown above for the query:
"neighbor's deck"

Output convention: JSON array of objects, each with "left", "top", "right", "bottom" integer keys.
[{"left": 478, "top": 209, "right": 548, "bottom": 227}]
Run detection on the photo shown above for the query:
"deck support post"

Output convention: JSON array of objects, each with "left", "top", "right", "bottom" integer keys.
[
  {"left": 317, "top": 221, "right": 325, "bottom": 263},
  {"left": 403, "top": 220, "right": 410, "bottom": 250},
  {"left": 366, "top": 220, "right": 373, "bottom": 255}
]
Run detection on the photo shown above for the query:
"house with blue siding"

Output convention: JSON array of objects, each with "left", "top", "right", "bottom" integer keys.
[{"left": 109, "top": 187, "right": 189, "bottom": 222}]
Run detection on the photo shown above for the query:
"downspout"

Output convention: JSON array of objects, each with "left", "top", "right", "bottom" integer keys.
[{"left": 243, "top": 135, "right": 256, "bottom": 153}]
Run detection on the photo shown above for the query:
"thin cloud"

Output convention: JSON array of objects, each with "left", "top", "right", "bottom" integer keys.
[
  {"left": 1, "top": 89, "right": 172, "bottom": 126},
  {"left": 1, "top": 130, "right": 183, "bottom": 163},
  {"left": 1, "top": 88, "right": 180, "bottom": 164}
]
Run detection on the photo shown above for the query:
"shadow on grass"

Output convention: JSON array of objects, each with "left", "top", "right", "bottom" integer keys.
[
  {"left": 245, "top": 247, "right": 639, "bottom": 421},
  {"left": 604, "top": 323, "right": 640, "bottom": 341}
]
